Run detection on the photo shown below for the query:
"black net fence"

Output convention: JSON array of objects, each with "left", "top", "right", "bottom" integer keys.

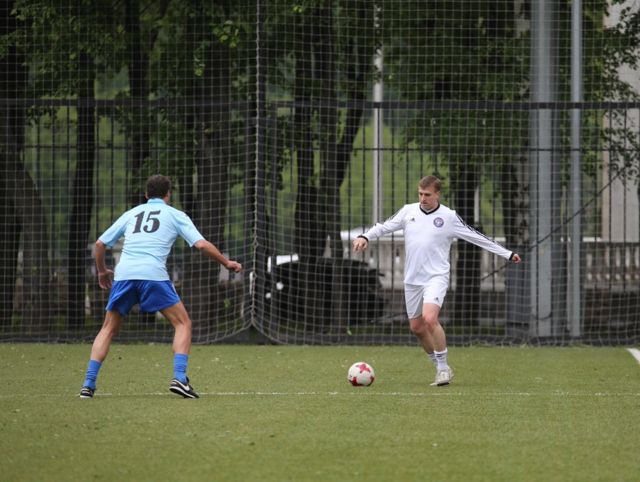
[{"left": 1, "top": 1, "right": 640, "bottom": 345}]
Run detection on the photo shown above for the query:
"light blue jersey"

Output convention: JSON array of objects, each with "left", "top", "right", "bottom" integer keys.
[{"left": 99, "top": 198, "right": 204, "bottom": 281}]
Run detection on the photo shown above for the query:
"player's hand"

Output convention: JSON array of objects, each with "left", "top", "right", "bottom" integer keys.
[
  {"left": 98, "top": 270, "right": 114, "bottom": 290},
  {"left": 511, "top": 253, "right": 521, "bottom": 264},
  {"left": 353, "top": 237, "right": 368, "bottom": 253},
  {"left": 226, "top": 261, "right": 242, "bottom": 273}
]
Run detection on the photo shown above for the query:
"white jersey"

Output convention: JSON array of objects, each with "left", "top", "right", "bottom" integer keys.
[{"left": 361, "top": 203, "right": 513, "bottom": 285}]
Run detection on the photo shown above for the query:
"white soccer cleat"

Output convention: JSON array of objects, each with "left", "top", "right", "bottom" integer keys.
[{"left": 432, "top": 368, "right": 454, "bottom": 386}]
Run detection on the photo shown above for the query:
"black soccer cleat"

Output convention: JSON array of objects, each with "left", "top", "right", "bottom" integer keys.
[
  {"left": 79, "top": 386, "right": 95, "bottom": 398},
  {"left": 169, "top": 378, "right": 199, "bottom": 399}
]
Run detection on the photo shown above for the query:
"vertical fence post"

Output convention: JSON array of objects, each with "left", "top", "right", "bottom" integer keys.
[
  {"left": 254, "top": 0, "right": 268, "bottom": 329},
  {"left": 569, "top": 0, "right": 583, "bottom": 337},
  {"left": 530, "top": 0, "right": 563, "bottom": 337}
]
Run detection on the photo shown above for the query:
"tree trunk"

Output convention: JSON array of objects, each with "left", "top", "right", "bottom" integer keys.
[
  {"left": 123, "top": 0, "right": 167, "bottom": 327},
  {"left": 182, "top": 18, "right": 232, "bottom": 340},
  {"left": 317, "top": 1, "right": 339, "bottom": 256},
  {"left": 290, "top": 8, "right": 327, "bottom": 329},
  {"left": 0, "top": 2, "right": 28, "bottom": 328},
  {"left": 452, "top": 161, "right": 481, "bottom": 328},
  {"left": 500, "top": 155, "right": 529, "bottom": 249},
  {"left": 0, "top": 111, "right": 52, "bottom": 332},
  {"left": 0, "top": 173, "right": 19, "bottom": 329},
  {"left": 289, "top": 2, "right": 370, "bottom": 330},
  {"left": 67, "top": 65, "right": 96, "bottom": 329},
  {"left": 500, "top": 153, "right": 530, "bottom": 330}
]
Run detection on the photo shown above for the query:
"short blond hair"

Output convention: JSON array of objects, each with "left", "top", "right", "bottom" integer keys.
[{"left": 419, "top": 175, "right": 441, "bottom": 192}]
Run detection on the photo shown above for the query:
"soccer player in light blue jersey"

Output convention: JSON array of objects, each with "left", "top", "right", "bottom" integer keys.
[
  {"left": 353, "top": 176, "right": 521, "bottom": 387},
  {"left": 79, "top": 174, "right": 242, "bottom": 399}
]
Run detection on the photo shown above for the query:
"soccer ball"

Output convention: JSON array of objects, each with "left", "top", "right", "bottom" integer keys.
[{"left": 348, "top": 362, "right": 375, "bottom": 387}]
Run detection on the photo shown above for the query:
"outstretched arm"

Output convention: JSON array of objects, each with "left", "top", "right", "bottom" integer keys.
[
  {"left": 453, "top": 214, "right": 515, "bottom": 262},
  {"left": 353, "top": 206, "right": 408, "bottom": 253},
  {"left": 194, "top": 239, "right": 242, "bottom": 273}
]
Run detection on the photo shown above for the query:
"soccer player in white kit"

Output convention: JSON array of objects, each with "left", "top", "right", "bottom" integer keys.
[{"left": 353, "top": 176, "right": 521, "bottom": 386}]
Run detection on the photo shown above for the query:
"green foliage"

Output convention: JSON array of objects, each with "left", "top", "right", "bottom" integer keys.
[
  {"left": 9, "top": 0, "right": 126, "bottom": 98},
  {"left": 149, "top": 1, "right": 254, "bottom": 99},
  {"left": 4, "top": 0, "right": 640, "bottom": 254}
]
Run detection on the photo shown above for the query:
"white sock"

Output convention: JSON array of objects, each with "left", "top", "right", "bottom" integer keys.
[
  {"left": 428, "top": 353, "right": 438, "bottom": 368},
  {"left": 434, "top": 349, "right": 449, "bottom": 370}
]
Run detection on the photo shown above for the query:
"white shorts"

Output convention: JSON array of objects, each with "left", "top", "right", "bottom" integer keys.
[{"left": 404, "top": 279, "right": 449, "bottom": 319}]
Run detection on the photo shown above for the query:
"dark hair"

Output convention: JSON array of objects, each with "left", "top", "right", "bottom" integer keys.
[
  {"left": 419, "top": 175, "right": 441, "bottom": 192},
  {"left": 146, "top": 174, "right": 172, "bottom": 199}
]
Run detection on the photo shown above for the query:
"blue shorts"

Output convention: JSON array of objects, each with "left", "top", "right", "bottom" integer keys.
[{"left": 106, "top": 280, "right": 181, "bottom": 316}]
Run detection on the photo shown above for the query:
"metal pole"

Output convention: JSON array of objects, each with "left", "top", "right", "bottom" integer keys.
[
  {"left": 254, "top": 0, "right": 267, "bottom": 327},
  {"left": 373, "top": 5, "right": 383, "bottom": 226},
  {"left": 569, "top": 0, "right": 583, "bottom": 337},
  {"left": 530, "top": 0, "right": 562, "bottom": 337}
]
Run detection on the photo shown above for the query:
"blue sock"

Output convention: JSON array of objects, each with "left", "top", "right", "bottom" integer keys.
[
  {"left": 83, "top": 360, "right": 102, "bottom": 390},
  {"left": 173, "top": 354, "right": 189, "bottom": 383}
]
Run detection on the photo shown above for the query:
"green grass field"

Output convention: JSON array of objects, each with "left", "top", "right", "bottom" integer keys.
[{"left": 1, "top": 344, "right": 639, "bottom": 482}]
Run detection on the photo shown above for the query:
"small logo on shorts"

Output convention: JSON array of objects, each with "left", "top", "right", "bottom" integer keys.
[{"left": 434, "top": 217, "right": 444, "bottom": 228}]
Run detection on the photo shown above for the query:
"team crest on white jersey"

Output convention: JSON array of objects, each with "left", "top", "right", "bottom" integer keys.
[{"left": 434, "top": 217, "right": 444, "bottom": 227}]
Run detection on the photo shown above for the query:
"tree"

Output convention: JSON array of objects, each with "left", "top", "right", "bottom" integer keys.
[
  {"left": 263, "top": 0, "right": 376, "bottom": 326},
  {"left": 0, "top": 112, "right": 53, "bottom": 331},
  {"left": 9, "top": 1, "right": 127, "bottom": 328},
  {"left": 380, "top": 0, "right": 527, "bottom": 326},
  {"left": 146, "top": 1, "right": 254, "bottom": 336},
  {"left": 4, "top": 1, "right": 251, "bottom": 333},
  {"left": 0, "top": 0, "right": 51, "bottom": 331},
  {"left": 118, "top": 0, "right": 170, "bottom": 329},
  {"left": 381, "top": 0, "right": 640, "bottom": 327}
]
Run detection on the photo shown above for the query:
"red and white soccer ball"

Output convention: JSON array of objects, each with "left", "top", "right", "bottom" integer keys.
[{"left": 348, "top": 362, "right": 375, "bottom": 387}]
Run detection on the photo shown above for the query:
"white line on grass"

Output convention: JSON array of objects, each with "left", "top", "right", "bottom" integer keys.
[
  {"left": 196, "top": 391, "right": 628, "bottom": 396},
  {"left": 627, "top": 348, "right": 640, "bottom": 365},
  {"left": 2, "top": 391, "right": 640, "bottom": 398}
]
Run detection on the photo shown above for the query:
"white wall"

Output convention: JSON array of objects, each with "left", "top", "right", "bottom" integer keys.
[{"left": 603, "top": 0, "right": 640, "bottom": 242}]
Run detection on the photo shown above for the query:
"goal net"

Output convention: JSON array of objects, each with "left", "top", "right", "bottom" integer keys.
[{"left": 1, "top": 1, "right": 639, "bottom": 346}]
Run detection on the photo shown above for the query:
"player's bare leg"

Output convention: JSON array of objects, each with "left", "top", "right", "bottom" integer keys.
[
  {"left": 422, "top": 303, "right": 453, "bottom": 386},
  {"left": 160, "top": 301, "right": 192, "bottom": 355},
  {"left": 409, "top": 304, "right": 446, "bottom": 349},
  {"left": 409, "top": 313, "right": 441, "bottom": 377},
  {"left": 80, "top": 310, "right": 124, "bottom": 397},
  {"left": 90, "top": 310, "right": 124, "bottom": 362},
  {"left": 161, "top": 301, "right": 199, "bottom": 399},
  {"left": 421, "top": 303, "right": 447, "bottom": 351},
  {"left": 409, "top": 315, "right": 436, "bottom": 353}
]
